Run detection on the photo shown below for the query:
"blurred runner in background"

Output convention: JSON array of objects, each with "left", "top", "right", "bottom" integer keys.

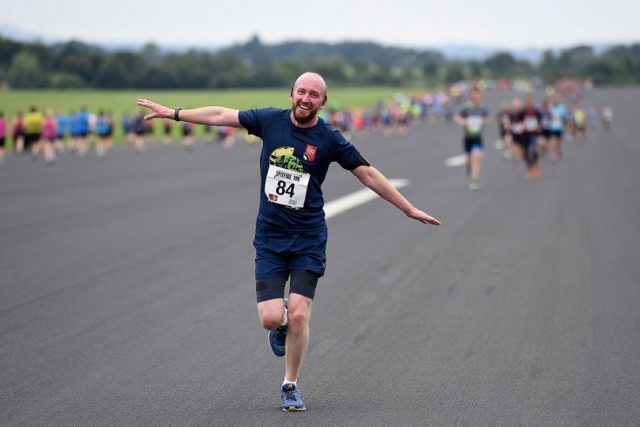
[{"left": 454, "top": 87, "right": 488, "bottom": 191}]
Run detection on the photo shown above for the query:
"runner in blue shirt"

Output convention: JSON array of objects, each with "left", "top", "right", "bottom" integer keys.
[
  {"left": 548, "top": 95, "right": 568, "bottom": 163},
  {"left": 121, "top": 113, "right": 134, "bottom": 147},
  {"left": 54, "top": 112, "right": 69, "bottom": 153},
  {"left": 137, "top": 72, "right": 440, "bottom": 412},
  {"left": 538, "top": 99, "right": 552, "bottom": 160},
  {"left": 95, "top": 110, "right": 113, "bottom": 157},
  {"left": 74, "top": 107, "right": 90, "bottom": 157}
]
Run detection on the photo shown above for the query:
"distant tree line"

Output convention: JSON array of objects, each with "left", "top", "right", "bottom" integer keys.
[{"left": 0, "top": 35, "right": 638, "bottom": 89}]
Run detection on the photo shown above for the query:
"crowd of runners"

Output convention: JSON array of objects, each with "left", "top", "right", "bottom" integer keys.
[
  {"left": 0, "top": 78, "right": 612, "bottom": 172},
  {"left": 0, "top": 106, "right": 118, "bottom": 164},
  {"left": 0, "top": 88, "right": 457, "bottom": 165},
  {"left": 0, "top": 107, "right": 234, "bottom": 163},
  {"left": 455, "top": 78, "right": 613, "bottom": 191}
]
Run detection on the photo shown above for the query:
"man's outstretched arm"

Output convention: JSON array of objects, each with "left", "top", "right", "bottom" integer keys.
[
  {"left": 136, "top": 98, "right": 241, "bottom": 127},
  {"left": 350, "top": 165, "right": 441, "bottom": 226}
]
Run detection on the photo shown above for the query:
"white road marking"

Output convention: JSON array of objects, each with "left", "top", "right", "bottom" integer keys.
[
  {"left": 324, "top": 179, "right": 410, "bottom": 219},
  {"left": 444, "top": 154, "right": 467, "bottom": 167}
]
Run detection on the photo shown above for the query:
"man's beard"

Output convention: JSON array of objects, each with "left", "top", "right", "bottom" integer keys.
[{"left": 292, "top": 103, "right": 318, "bottom": 125}]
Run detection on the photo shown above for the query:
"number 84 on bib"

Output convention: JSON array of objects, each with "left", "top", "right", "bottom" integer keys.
[{"left": 265, "top": 164, "right": 310, "bottom": 209}]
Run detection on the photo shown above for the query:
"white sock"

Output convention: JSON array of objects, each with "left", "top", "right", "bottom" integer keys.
[{"left": 282, "top": 378, "right": 297, "bottom": 387}]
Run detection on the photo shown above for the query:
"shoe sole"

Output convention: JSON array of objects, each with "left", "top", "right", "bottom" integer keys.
[
  {"left": 270, "top": 346, "right": 285, "bottom": 357},
  {"left": 283, "top": 405, "right": 306, "bottom": 412}
]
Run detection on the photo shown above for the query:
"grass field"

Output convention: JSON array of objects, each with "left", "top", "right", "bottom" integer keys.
[{"left": 0, "top": 87, "right": 413, "bottom": 147}]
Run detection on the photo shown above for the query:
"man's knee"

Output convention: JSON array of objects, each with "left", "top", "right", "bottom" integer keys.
[
  {"left": 287, "top": 310, "right": 309, "bottom": 335},
  {"left": 260, "top": 314, "right": 282, "bottom": 331},
  {"left": 287, "top": 295, "right": 312, "bottom": 333},
  {"left": 257, "top": 300, "right": 286, "bottom": 330}
]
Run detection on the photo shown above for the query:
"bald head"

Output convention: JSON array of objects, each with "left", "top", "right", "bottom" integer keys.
[
  {"left": 292, "top": 72, "right": 327, "bottom": 99},
  {"left": 289, "top": 72, "right": 328, "bottom": 127}
]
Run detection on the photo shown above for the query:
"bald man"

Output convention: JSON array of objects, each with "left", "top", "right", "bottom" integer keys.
[{"left": 137, "top": 72, "right": 440, "bottom": 411}]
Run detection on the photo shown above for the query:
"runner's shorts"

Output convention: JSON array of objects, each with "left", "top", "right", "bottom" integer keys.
[
  {"left": 253, "top": 224, "right": 327, "bottom": 281},
  {"left": 549, "top": 129, "right": 563, "bottom": 139},
  {"left": 464, "top": 136, "right": 483, "bottom": 154}
]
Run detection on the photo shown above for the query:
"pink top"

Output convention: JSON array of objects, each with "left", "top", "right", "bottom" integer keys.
[
  {"left": 12, "top": 117, "right": 24, "bottom": 137},
  {"left": 42, "top": 116, "right": 57, "bottom": 141},
  {"left": 0, "top": 117, "right": 6, "bottom": 138}
]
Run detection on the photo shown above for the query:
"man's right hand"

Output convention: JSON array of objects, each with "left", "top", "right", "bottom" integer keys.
[{"left": 136, "top": 99, "right": 172, "bottom": 121}]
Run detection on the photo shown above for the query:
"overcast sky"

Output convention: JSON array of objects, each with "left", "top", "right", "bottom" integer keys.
[{"left": 1, "top": 0, "right": 638, "bottom": 49}]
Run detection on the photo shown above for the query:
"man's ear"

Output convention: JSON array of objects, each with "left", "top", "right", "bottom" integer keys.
[
  {"left": 290, "top": 87, "right": 294, "bottom": 98},
  {"left": 322, "top": 95, "right": 327, "bottom": 106}
]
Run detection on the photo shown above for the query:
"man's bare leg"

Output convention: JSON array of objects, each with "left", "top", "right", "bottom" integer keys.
[
  {"left": 284, "top": 293, "right": 312, "bottom": 382},
  {"left": 470, "top": 150, "right": 482, "bottom": 182}
]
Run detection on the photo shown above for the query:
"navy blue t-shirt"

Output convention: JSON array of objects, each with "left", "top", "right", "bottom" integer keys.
[
  {"left": 239, "top": 108, "right": 365, "bottom": 232},
  {"left": 459, "top": 103, "right": 489, "bottom": 138}
]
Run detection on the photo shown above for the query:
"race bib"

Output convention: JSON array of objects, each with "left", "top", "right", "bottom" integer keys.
[
  {"left": 265, "top": 164, "right": 310, "bottom": 209},
  {"left": 512, "top": 123, "right": 524, "bottom": 134},
  {"left": 466, "top": 116, "right": 484, "bottom": 133},
  {"left": 551, "top": 112, "right": 563, "bottom": 128},
  {"left": 524, "top": 117, "right": 539, "bottom": 132}
]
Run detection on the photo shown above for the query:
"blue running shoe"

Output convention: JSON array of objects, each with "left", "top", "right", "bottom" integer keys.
[
  {"left": 281, "top": 383, "right": 306, "bottom": 412},
  {"left": 269, "top": 324, "right": 287, "bottom": 357},
  {"left": 268, "top": 299, "right": 288, "bottom": 357}
]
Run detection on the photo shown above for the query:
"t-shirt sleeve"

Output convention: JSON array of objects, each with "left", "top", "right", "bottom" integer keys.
[
  {"left": 239, "top": 107, "right": 283, "bottom": 138},
  {"left": 330, "top": 130, "right": 369, "bottom": 170},
  {"left": 238, "top": 109, "right": 262, "bottom": 137}
]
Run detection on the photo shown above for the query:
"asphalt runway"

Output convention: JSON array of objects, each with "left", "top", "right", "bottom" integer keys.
[{"left": 1, "top": 88, "right": 639, "bottom": 426}]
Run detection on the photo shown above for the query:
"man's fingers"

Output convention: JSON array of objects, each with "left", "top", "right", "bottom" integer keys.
[
  {"left": 137, "top": 99, "right": 157, "bottom": 110},
  {"left": 137, "top": 99, "right": 161, "bottom": 120},
  {"left": 410, "top": 209, "right": 441, "bottom": 226},
  {"left": 420, "top": 215, "right": 441, "bottom": 226}
]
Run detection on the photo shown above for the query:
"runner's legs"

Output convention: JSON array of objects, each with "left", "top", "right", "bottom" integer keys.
[{"left": 284, "top": 293, "right": 312, "bottom": 382}]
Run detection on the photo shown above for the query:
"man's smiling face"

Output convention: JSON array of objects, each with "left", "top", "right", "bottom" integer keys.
[{"left": 290, "top": 73, "right": 327, "bottom": 126}]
